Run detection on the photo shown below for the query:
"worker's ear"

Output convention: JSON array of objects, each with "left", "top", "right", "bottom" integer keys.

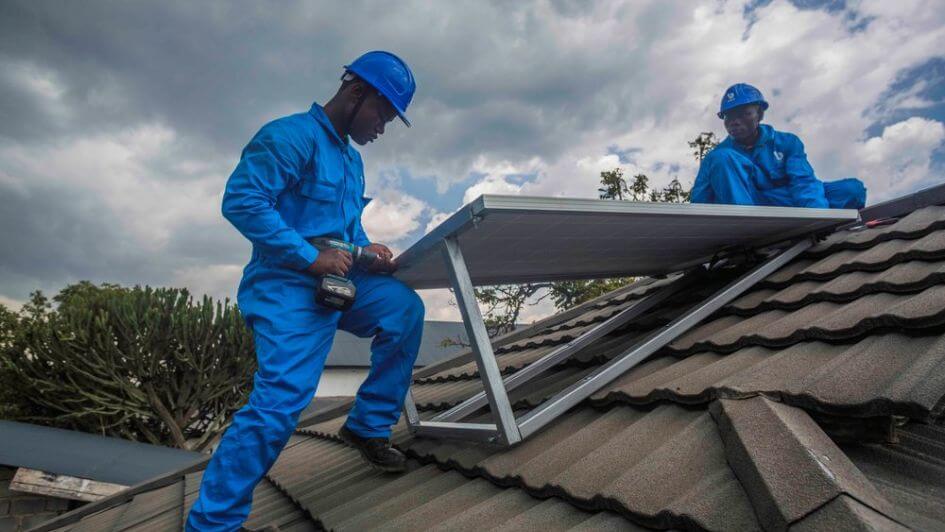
[
  {"left": 348, "top": 81, "right": 366, "bottom": 102},
  {"left": 756, "top": 106, "right": 765, "bottom": 122}
]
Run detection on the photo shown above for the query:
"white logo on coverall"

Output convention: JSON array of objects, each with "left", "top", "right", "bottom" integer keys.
[{"left": 773, "top": 150, "right": 784, "bottom": 161}]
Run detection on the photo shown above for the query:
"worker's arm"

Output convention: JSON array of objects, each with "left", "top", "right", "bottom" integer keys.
[
  {"left": 689, "top": 159, "right": 715, "bottom": 204},
  {"left": 353, "top": 201, "right": 372, "bottom": 249},
  {"left": 784, "top": 135, "right": 829, "bottom": 209},
  {"left": 221, "top": 124, "right": 320, "bottom": 270}
]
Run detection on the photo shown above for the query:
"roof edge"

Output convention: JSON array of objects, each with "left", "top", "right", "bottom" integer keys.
[{"left": 861, "top": 182, "right": 945, "bottom": 221}]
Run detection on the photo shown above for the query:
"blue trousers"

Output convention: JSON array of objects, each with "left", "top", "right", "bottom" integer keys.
[
  {"left": 185, "top": 267, "right": 424, "bottom": 531},
  {"left": 693, "top": 149, "right": 866, "bottom": 209}
]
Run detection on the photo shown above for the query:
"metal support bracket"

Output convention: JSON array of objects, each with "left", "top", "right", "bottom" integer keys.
[{"left": 404, "top": 237, "right": 814, "bottom": 446}]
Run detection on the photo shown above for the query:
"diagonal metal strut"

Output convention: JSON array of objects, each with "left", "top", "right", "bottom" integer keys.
[
  {"left": 431, "top": 270, "right": 699, "bottom": 423},
  {"left": 405, "top": 237, "right": 814, "bottom": 446}
]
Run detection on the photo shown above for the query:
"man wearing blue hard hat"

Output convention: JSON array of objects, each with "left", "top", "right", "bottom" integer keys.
[
  {"left": 691, "top": 83, "right": 866, "bottom": 209},
  {"left": 186, "top": 51, "right": 421, "bottom": 531}
]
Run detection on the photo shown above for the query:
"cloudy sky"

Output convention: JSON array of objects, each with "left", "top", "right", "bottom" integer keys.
[{"left": 1, "top": 0, "right": 943, "bottom": 322}]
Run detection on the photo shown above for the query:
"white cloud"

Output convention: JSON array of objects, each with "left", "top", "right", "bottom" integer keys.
[
  {"left": 424, "top": 211, "right": 452, "bottom": 234},
  {"left": 418, "top": 289, "right": 461, "bottom": 321},
  {"left": 462, "top": 174, "right": 525, "bottom": 204},
  {"left": 851, "top": 117, "right": 945, "bottom": 201},
  {"left": 360, "top": 192, "right": 429, "bottom": 243},
  {"left": 170, "top": 264, "right": 245, "bottom": 303},
  {"left": 0, "top": 294, "right": 24, "bottom": 312},
  {"left": 0, "top": 123, "right": 231, "bottom": 249}
]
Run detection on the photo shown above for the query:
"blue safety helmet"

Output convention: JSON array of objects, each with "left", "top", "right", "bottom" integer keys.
[
  {"left": 344, "top": 51, "right": 416, "bottom": 127},
  {"left": 718, "top": 83, "right": 769, "bottom": 119}
]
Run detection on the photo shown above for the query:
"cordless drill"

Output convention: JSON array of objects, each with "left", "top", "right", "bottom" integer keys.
[{"left": 309, "top": 237, "right": 379, "bottom": 311}]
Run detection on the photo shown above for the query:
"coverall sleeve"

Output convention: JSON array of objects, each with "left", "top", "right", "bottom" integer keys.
[
  {"left": 221, "top": 125, "right": 320, "bottom": 270},
  {"left": 353, "top": 216, "right": 372, "bottom": 248},
  {"left": 784, "top": 135, "right": 829, "bottom": 208},
  {"left": 690, "top": 158, "right": 714, "bottom": 204}
]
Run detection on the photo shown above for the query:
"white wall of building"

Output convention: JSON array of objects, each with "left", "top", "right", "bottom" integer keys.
[{"left": 315, "top": 368, "right": 369, "bottom": 397}]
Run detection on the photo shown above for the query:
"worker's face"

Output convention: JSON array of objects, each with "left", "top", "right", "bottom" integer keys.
[
  {"left": 723, "top": 104, "right": 763, "bottom": 143},
  {"left": 349, "top": 84, "right": 398, "bottom": 146}
]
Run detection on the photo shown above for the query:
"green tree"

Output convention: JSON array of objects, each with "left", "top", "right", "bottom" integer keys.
[
  {"left": 0, "top": 282, "right": 256, "bottom": 451},
  {"left": 688, "top": 131, "right": 720, "bottom": 162},
  {"left": 598, "top": 168, "right": 628, "bottom": 200}
]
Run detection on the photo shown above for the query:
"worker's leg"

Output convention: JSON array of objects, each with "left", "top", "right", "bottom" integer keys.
[
  {"left": 824, "top": 178, "right": 867, "bottom": 209},
  {"left": 186, "top": 275, "right": 338, "bottom": 531},
  {"left": 695, "top": 148, "right": 766, "bottom": 206},
  {"left": 337, "top": 270, "right": 424, "bottom": 438}
]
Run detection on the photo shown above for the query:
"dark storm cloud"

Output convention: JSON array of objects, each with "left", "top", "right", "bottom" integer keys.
[
  {"left": 0, "top": 1, "right": 674, "bottom": 173},
  {"left": 0, "top": 180, "right": 156, "bottom": 293}
]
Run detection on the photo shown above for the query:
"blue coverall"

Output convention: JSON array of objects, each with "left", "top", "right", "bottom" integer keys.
[
  {"left": 186, "top": 103, "right": 424, "bottom": 531},
  {"left": 691, "top": 124, "right": 866, "bottom": 209}
]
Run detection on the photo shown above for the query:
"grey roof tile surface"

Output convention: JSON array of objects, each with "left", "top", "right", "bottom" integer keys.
[
  {"left": 789, "top": 494, "right": 908, "bottom": 532},
  {"left": 34, "top": 201, "right": 945, "bottom": 532},
  {"left": 668, "top": 284, "right": 945, "bottom": 355},
  {"left": 843, "top": 423, "right": 945, "bottom": 531},
  {"left": 407, "top": 405, "right": 760, "bottom": 531},
  {"left": 593, "top": 334, "right": 945, "bottom": 420},
  {"left": 810, "top": 205, "right": 945, "bottom": 254}
]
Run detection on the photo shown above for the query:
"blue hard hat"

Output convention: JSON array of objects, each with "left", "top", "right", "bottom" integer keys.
[
  {"left": 344, "top": 51, "right": 416, "bottom": 127},
  {"left": 718, "top": 83, "right": 769, "bottom": 119}
]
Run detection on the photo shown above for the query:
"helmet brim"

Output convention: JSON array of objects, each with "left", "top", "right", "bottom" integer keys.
[{"left": 717, "top": 100, "right": 769, "bottom": 119}]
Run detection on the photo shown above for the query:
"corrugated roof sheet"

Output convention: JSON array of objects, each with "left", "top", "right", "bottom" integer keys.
[
  {"left": 0, "top": 420, "right": 204, "bottom": 486},
  {"left": 34, "top": 201, "right": 945, "bottom": 532}
]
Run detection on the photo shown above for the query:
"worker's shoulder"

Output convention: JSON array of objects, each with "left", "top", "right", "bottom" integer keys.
[
  {"left": 253, "top": 111, "right": 319, "bottom": 148},
  {"left": 767, "top": 125, "right": 804, "bottom": 147}
]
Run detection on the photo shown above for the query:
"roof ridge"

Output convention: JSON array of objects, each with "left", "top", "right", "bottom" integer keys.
[{"left": 710, "top": 396, "right": 908, "bottom": 530}]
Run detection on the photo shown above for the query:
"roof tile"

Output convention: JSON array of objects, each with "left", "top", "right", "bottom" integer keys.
[
  {"left": 710, "top": 397, "right": 895, "bottom": 530},
  {"left": 811, "top": 205, "right": 945, "bottom": 254},
  {"left": 407, "top": 405, "right": 760, "bottom": 531}
]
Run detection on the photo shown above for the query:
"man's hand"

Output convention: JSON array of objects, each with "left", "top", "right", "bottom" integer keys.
[
  {"left": 306, "top": 248, "right": 352, "bottom": 276},
  {"left": 365, "top": 243, "right": 397, "bottom": 273}
]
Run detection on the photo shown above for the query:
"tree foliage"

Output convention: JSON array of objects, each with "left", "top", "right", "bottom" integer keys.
[
  {"left": 688, "top": 131, "right": 720, "bottom": 162},
  {"left": 0, "top": 281, "right": 256, "bottom": 451}
]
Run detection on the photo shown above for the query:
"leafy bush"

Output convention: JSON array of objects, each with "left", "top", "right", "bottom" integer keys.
[{"left": 0, "top": 282, "right": 256, "bottom": 451}]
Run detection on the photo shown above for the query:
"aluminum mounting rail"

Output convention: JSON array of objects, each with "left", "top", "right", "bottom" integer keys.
[{"left": 403, "top": 236, "right": 815, "bottom": 446}]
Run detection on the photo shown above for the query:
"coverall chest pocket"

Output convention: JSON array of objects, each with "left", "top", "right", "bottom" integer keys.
[
  {"left": 298, "top": 176, "right": 342, "bottom": 224},
  {"left": 752, "top": 152, "right": 788, "bottom": 190}
]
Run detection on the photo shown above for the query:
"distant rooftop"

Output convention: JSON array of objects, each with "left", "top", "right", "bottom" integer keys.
[
  {"left": 328, "top": 320, "right": 518, "bottom": 367},
  {"left": 0, "top": 420, "right": 203, "bottom": 486}
]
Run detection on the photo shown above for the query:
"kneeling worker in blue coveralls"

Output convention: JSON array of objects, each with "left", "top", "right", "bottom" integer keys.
[
  {"left": 186, "top": 51, "right": 424, "bottom": 531},
  {"left": 691, "top": 83, "right": 866, "bottom": 209}
]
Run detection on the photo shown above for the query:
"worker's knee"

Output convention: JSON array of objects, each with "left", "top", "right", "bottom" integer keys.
[
  {"left": 704, "top": 147, "right": 743, "bottom": 168},
  {"left": 703, "top": 149, "right": 752, "bottom": 183},
  {"left": 403, "top": 287, "right": 424, "bottom": 325}
]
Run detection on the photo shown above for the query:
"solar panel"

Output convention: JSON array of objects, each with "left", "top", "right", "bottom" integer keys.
[{"left": 394, "top": 195, "right": 859, "bottom": 289}]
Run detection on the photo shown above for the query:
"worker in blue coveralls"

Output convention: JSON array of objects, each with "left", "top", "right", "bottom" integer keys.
[
  {"left": 186, "top": 51, "right": 423, "bottom": 532},
  {"left": 691, "top": 83, "right": 866, "bottom": 209}
]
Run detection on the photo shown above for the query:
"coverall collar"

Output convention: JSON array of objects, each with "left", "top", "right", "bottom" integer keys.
[
  {"left": 309, "top": 103, "right": 358, "bottom": 155},
  {"left": 730, "top": 124, "right": 774, "bottom": 153}
]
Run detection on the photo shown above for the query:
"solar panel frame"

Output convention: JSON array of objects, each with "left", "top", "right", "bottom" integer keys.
[{"left": 394, "top": 194, "right": 859, "bottom": 289}]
